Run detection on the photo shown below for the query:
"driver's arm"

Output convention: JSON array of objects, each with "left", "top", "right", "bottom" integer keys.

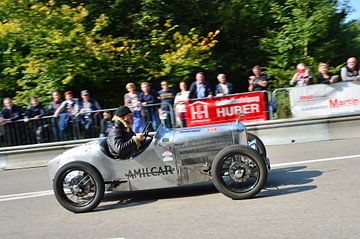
[{"left": 107, "top": 134, "right": 140, "bottom": 157}]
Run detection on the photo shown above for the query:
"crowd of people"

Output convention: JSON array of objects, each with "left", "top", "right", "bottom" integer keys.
[
  {"left": 289, "top": 57, "right": 360, "bottom": 87},
  {"left": 1, "top": 57, "right": 360, "bottom": 146},
  {"left": 0, "top": 90, "right": 102, "bottom": 146}
]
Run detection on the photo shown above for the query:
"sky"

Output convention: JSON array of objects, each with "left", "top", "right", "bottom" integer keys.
[{"left": 347, "top": 0, "right": 360, "bottom": 21}]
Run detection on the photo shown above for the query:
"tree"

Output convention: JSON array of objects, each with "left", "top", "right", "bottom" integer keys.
[
  {"left": 0, "top": 1, "right": 118, "bottom": 104},
  {"left": 1, "top": 0, "right": 359, "bottom": 107},
  {"left": 259, "top": 0, "right": 353, "bottom": 88},
  {"left": 0, "top": 0, "right": 219, "bottom": 107}
]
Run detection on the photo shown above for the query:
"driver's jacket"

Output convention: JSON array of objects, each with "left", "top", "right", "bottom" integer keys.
[{"left": 107, "top": 119, "right": 141, "bottom": 159}]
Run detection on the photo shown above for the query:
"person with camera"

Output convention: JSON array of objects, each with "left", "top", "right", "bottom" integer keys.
[
  {"left": 289, "top": 63, "right": 313, "bottom": 87},
  {"left": 248, "top": 65, "right": 269, "bottom": 91}
]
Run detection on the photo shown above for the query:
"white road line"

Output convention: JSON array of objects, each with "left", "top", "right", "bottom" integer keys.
[
  {"left": 0, "top": 190, "right": 53, "bottom": 202},
  {"left": 271, "top": 154, "right": 360, "bottom": 168},
  {"left": 0, "top": 190, "right": 53, "bottom": 199},
  {"left": 1, "top": 154, "right": 360, "bottom": 203}
]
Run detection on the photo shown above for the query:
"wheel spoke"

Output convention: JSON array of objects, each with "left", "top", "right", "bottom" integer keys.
[
  {"left": 78, "top": 175, "right": 91, "bottom": 186},
  {"left": 61, "top": 169, "right": 97, "bottom": 206},
  {"left": 220, "top": 153, "right": 260, "bottom": 193}
]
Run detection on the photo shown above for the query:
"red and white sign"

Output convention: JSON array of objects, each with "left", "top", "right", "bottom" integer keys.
[
  {"left": 185, "top": 92, "right": 268, "bottom": 127},
  {"left": 289, "top": 81, "right": 360, "bottom": 118}
]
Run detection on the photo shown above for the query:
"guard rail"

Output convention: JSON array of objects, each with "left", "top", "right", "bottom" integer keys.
[{"left": 1, "top": 113, "right": 360, "bottom": 170}]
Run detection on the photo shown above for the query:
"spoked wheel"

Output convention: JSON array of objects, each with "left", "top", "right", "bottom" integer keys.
[
  {"left": 53, "top": 162, "right": 105, "bottom": 213},
  {"left": 211, "top": 145, "right": 268, "bottom": 199}
]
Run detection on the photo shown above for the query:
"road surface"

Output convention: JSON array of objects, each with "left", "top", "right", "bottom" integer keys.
[{"left": 1, "top": 138, "right": 360, "bottom": 239}]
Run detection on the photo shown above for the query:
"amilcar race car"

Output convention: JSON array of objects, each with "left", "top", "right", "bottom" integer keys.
[{"left": 48, "top": 120, "right": 271, "bottom": 213}]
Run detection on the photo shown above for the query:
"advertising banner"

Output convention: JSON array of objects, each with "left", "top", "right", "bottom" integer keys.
[
  {"left": 289, "top": 81, "right": 360, "bottom": 118},
  {"left": 185, "top": 92, "right": 268, "bottom": 127}
]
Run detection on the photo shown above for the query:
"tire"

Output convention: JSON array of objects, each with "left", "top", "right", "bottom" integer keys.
[
  {"left": 53, "top": 162, "right": 105, "bottom": 213},
  {"left": 247, "top": 132, "right": 267, "bottom": 157},
  {"left": 211, "top": 145, "right": 268, "bottom": 200}
]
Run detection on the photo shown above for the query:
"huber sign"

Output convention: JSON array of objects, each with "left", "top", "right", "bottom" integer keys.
[{"left": 185, "top": 92, "right": 268, "bottom": 127}]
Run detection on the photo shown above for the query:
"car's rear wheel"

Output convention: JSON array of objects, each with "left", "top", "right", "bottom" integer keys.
[
  {"left": 211, "top": 145, "right": 267, "bottom": 199},
  {"left": 53, "top": 162, "right": 105, "bottom": 213},
  {"left": 247, "top": 132, "right": 267, "bottom": 157}
]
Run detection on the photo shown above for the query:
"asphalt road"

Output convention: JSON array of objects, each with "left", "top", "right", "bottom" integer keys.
[{"left": 1, "top": 138, "right": 360, "bottom": 239}]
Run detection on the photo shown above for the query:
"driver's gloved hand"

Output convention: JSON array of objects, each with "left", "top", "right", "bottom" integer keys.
[
  {"left": 132, "top": 134, "right": 145, "bottom": 149},
  {"left": 136, "top": 133, "right": 145, "bottom": 142}
]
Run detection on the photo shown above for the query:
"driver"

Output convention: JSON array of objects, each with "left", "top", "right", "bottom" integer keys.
[{"left": 107, "top": 106, "right": 145, "bottom": 159}]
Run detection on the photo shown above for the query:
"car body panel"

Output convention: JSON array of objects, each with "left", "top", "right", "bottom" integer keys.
[{"left": 48, "top": 122, "right": 262, "bottom": 192}]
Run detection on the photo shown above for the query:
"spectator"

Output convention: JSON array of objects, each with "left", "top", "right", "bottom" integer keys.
[
  {"left": 1, "top": 97, "right": 21, "bottom": 123},
  {"left": 0, "top": 111, "right": 4, "bottom": 125},
  {"left": 139, "top": 82, "right": 160, "bottom": 131},
  {"left": 99, "top": 111, "right": 113, "bottom": 137},
  {"left": 215, "top": 74, "right": 233, "bottom": 96},
  {"left": 248, "top": 65, "right": 269, "bottom": 91},
  {"left": 174, "top": 81, "right": 189, "bottom": 127},
  {"left": 0, "top": 112, "right": 4, "bottom": 146},
  {"left": 189, "top": 72, "right": 213, "bottom": 99},
  {"left": 48, "top": 92, "right": 63, "bottom": 115},
  {"left": 25, "top": 96, "right": 45, "bottom": 143},
  {"left": 79, "top": 90, "right": 101, "bottom": 138},
  {"left": 124, "top": 83, "right": 145, "bottom": 133},
  {"left": 47, "top": 91, "right": 63, "bottom": 141},
  {"left": 1, "top": 97, "right": 21, "bottom": 146},
  {"left": 158, "top": 81, "right": 176, "bottom": 127},
  {"left": 340, "top": 57, "right": 360, "bottom": 81},
  {"left": 54, "top": 91, "right": 80, "bottom": 140},
  {"left": 289, "top": 63, "right": 313, "bottom": 87},
  {"left": 317, "top": 63, "right": 339, "bottom": 84}
]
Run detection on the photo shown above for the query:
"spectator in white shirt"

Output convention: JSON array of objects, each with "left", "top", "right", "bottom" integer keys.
[{"left": 174, "top": 81, "right": 189, "bottom": 127}]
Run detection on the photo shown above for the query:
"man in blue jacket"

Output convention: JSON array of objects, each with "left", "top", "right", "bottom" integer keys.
[{"left": 189, "top": 72, "right": 213, "bottom": 99}]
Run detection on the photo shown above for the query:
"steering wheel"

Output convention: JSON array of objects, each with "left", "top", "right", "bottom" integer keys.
[
  {"left": 131, "top": 121, "right": 153, "bottom": 158},
  {"left": 142, "top": 121, "right": 152, "bottom": 141}
]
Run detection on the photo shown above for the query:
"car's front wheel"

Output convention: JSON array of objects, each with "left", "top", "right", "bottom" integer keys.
[
  {"left": 211, "top": 145, "right": 267, "bottom": 199},
  {"left": 53, "top": 162, "right": 105, "bottom": 213}
]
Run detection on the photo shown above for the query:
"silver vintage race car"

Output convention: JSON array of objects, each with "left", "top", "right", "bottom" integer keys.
[{"left": 48, "top": 121, "right": 270, "bottom": 213}]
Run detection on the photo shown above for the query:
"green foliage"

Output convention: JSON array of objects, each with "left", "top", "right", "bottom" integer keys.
[
  {"left": 273, "top": 89, "right": 292, "bottom": 119},
  {"left": 0, "top": 0, "right": 219, "bottom": 107},
  {"left": 0, "top": 0, "right": 359, "bottom": 110},
  {"left": 0, "top": 1, "right": 115, "bottom": 104},
  {"left": 259, "top": 0, "right": 355, "bottom": 88},
  {"left": 266, "top": 68, "right": 294, "bottom": 90}
]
